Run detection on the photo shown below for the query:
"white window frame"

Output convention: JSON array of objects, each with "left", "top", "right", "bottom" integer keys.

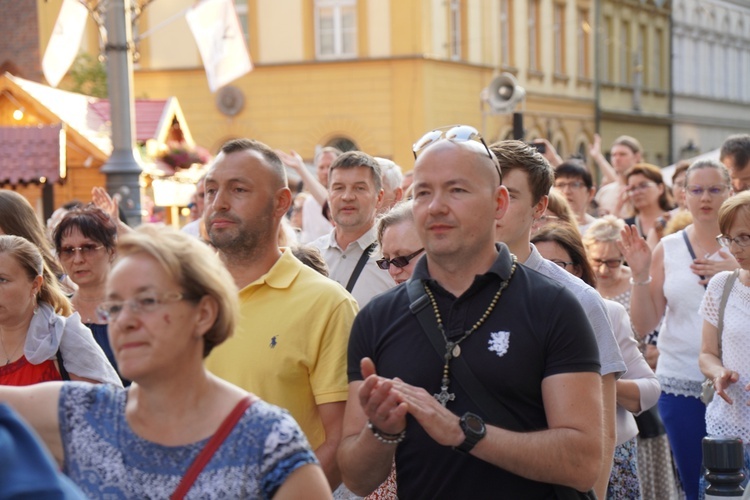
[
  {"left": 500, "top": 0, "right": 512, "bottom": 66},
  {"left": 620, "top": 21, "right": 630, "bottom": 85},
  {"left": 577, "top": 7, "right": 590, "bottom": 79},
  {"left": 314, "top": 0, "right": 357, "bottom": 60},
  {"left": 449, "top": 0, "right": 461, "bottom": 60},
  {"left": 234, "top": 0, "right": 249, "bottom": 43},
  {"left": 553, "top": 3, "right": 565, "bottom": 74},
  {"left": 528, "top": 0, "right": 540, "bottom": 71}
]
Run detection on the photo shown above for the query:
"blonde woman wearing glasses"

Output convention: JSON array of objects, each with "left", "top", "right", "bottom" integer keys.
[
  {"left": 0, "top": 226, "right": 330, "bottom": 499},
  {"left": 698, "top": 191, "right": 750, "bottom": 490},
  {"left": 620, "top": 159, "right": 737, "bottom": 500},
  {"left": 583, "top": 216, "right": 678, "bottom": 500}
]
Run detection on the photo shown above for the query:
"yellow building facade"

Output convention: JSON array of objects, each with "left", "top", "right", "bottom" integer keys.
[
  {"left": 36, "top": 0, "right": 610, "bottom": 170},
  {"left": 36, "top": 0, "right": 673, "bottom": 173}
]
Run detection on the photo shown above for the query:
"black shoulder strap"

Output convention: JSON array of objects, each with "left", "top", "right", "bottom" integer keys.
[
  {"left": 346, "top": 242, "right": 377, "bottom": 293},
  {"left": 55, "top": 349, "right": 71, "bottom": 381},
  {"left": 682, "top": 230, "right": 707, "bottom": 289}
]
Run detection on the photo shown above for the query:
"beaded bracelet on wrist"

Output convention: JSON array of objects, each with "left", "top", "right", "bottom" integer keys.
[
  {"left": 367, "top": 420, "right": 406, "bottom": 444},
  {"left": 630, "top": 276, "right": 652, "bottom": 286}
]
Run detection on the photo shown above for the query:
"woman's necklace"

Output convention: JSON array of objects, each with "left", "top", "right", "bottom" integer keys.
[
  {"left": 72, "top": 293, "right": 106, "bottom": 324},
  {"left": 0, "top": 334, "right": 23, "bottom": 366},
  {"left": 423, "top": 256, "right": 517, "bottom": 406}
]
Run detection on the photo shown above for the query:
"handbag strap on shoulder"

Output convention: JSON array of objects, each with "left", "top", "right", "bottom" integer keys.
[{"left": 171, "top": 395, "right": 254, "bottom": 499}]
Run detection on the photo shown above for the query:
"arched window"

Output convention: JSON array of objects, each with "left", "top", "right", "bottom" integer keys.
[{"left": 326, "top": 136, "right": 358, "bottom": 152}]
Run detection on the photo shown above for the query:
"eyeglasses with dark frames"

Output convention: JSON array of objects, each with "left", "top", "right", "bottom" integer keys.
[
  {"left": 59, "top": 244, "right": 104, "bottom": 260},
  {"left": 590, "top": 257, "right": 623, "bottom": 269},
  {"left": 376, "top": 248, "right": 425, "bottom": 270},
  {"left": 551, "top": 259, "right": 575, "bottom": 270},
  {"left": 554, "top": 181, "right": 586, "bottom": 190},
  {"left": 716, "top": 234, "right": 750, "bottom": 248},
  {"left": 412, "top": 125, "right": 501, "bottom": 182}
]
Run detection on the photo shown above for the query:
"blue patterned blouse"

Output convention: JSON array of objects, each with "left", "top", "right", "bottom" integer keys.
[{"left": 58, "top": 383, "right": 318, "bottom": 499}]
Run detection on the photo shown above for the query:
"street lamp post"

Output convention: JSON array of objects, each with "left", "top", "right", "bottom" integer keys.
[{"left": 99, "top": 0, "right": 143, "bottom": 227}]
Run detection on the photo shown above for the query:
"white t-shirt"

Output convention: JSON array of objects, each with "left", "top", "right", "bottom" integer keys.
[{"left": 300, "top": 196, "right": 333, "bottom": 244}]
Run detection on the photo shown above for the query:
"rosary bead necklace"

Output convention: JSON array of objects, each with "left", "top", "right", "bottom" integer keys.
[{"left": 423, "top": 255, "right": 517, "bottom": 406}]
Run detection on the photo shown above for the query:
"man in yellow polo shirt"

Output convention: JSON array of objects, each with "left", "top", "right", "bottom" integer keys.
[{"left": 202, "top": 138, "right": 358, "bottom": 492}]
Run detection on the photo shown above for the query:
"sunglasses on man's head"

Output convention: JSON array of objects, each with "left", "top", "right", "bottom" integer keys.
[
  {"left": 412, "top": 125, "right": 502, "bottom": 182},
  {"left": 376, "top": 248, "right": 424, "bottom": 270}
]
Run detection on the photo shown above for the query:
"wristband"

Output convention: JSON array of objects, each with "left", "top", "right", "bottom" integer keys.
[
  {"left": 630, "top": 276, "right": 652, "bottom": 286},
  {"left": 367, "top": 420, "right": 406, "bottom": 444}
]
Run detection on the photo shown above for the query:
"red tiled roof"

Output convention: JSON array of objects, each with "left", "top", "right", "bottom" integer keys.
[
  {"left": 88, "top": 99, "right": 169, "bottom": 142},
  {"left": 0, "top": 124, "right": 64, "bottom": 185}
]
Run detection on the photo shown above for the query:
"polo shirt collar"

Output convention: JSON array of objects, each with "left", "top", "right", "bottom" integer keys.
[
  {"left": 325, "top": 226, "right": 378, "bottom": 252},
  {"left": 411, "top": 243, "right": 516, "bottom": 283},
  {"left": 240, "top": 247, "right": 299, "bottom": 293}
]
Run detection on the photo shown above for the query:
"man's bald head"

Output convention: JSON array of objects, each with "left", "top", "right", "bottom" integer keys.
[{"left": 414, "top": 139, "right": 502, "bottom": 188}]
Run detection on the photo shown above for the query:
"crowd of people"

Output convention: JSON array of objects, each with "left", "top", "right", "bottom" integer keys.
[{"left": 1, "top": 128, "right": 749, "bottom": 500}]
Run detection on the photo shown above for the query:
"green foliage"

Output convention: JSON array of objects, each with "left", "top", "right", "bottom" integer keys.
[{"left": 68, "top": 53, "right": 108, "bottom": 98}]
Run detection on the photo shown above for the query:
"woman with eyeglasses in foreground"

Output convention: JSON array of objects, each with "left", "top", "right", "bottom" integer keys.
[
  {"left": 583, "top": 216, "right": 678, "bottom": 500},
  {"left": 532, "top": 223, "right": 660, "bottom": 500},
  {"left": 52, "top": 206, "right": 127, "bottom": 385},
  {"left": 0, "top": 235, "right": 121, "bottom": 387},
  {"left": 376, "top": 200, "right": 424, "bottom": 285},
  {"left": 698, "top": 191, "right": 750, "bottom": 489},
  {"left": 620, "top": 159, "right": 737, "bottom": 500},
  {"left": 0, "top": 226, "right": 331, "bottom": 499}
]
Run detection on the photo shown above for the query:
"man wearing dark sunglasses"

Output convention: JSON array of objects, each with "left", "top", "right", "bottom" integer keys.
[{"left": 339, "top": 129, "right": 604, "bottom": 498}]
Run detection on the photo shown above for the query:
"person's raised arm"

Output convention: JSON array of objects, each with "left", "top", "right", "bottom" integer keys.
[
  {"left": 531, "top": 139, "right": 563, "bottom": 168},
  {"left": 314, "top": 401, "right": 345, "bottom": 490},
  {"left": 276, "top": 150, "right": 329, "bottom": 206},
  {"left": 589, "top": 134, "right": 618, "bottom": 186},
  {"left": 337, "top": 358, "right": 407, "bottom": 496},
  {"left": 0, "top": 382, "right": 64, "bottom": 463},
  {"left": 91, "top": 187, "right": 132, "bottom": 235},
  {"left": 618, "top": 225, "right": 666, "bottom": 335}
]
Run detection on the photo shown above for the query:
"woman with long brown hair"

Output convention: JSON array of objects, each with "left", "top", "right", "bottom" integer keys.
[{"left": 0, "top": 235, "right": 120, "bottom": 386}]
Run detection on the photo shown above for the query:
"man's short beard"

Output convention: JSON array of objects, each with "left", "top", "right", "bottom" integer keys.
[{"left": 209, "top": 216, "right": 274, "bottom": 262}]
